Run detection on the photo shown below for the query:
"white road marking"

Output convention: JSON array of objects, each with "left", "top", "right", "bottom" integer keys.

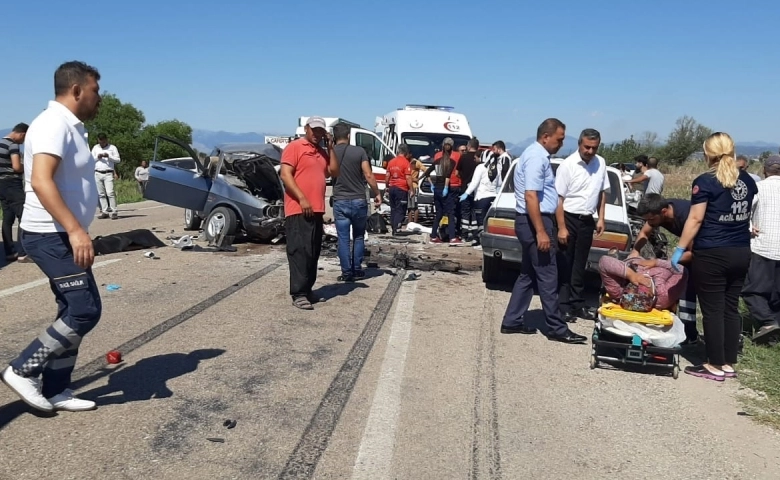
[
  {"left": 352, "top": 279, "right": 417, "bottom": 480},
  {"left": 133, "top": 204, "right": 170, "bottom": 211},
  {"left": 0, "top": 258, "right": 123, "bottom": 299}
]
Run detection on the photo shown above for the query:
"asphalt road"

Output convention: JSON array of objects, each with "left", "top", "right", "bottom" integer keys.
[{"left": 1, "top": 201, "right": 779, "bottom": 480}]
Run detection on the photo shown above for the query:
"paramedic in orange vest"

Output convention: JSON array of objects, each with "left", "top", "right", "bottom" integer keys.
[{"left": 385, "top": 144, "right": 413, "bottom": 235}]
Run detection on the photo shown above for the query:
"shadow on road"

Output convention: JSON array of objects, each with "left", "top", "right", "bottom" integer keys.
[
  {"left": 0, "top": 349, "right": 226, "bottom": 429},
  {"left": 81, "top": 349, "right": 226, "bottom": 406}
]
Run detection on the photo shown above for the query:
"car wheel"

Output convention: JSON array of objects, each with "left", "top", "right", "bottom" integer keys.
[
  {"left": 482, "top": 254, "right": 503, "bottom": 284},
  {"left": 184, "top": 208, "right": 202, "bottom": 231},
  {"left": 204, "top": 206, "right": 238, "bottom": 244}
]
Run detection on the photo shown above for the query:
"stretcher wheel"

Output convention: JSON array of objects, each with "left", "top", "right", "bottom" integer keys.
[
  {"left": 672, "top": 365, "right": 680, "bottom": 379},
  {"left": 589, "top": 353, "right": 598, "bottom": 369}
]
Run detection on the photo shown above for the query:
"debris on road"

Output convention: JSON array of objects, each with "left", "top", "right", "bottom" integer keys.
[
  {"left": 223, "top": 419, "right": 237, "bottom": 429},
  {"left": 93, "top": 229, "right": 167, "bottom": 255},
  {"left": 106, "top": 350, "right": 122, "bottom": 364},
  {"left": 206, "top": 437, "right": 225, "bottom": 443},
  {"left": 106, "top": 284, "right": 121, "bottom": 292}
]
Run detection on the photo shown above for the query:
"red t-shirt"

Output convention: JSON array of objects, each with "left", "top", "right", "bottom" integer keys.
[
  {"left": 386, "top": 156, "right": 411, "bottom": 191},
  {"left": 434, "top": 151, "right": 462, "bottom": 187},
  {"left": 281, "top": 138, "right": 329, "bottom": 216}
]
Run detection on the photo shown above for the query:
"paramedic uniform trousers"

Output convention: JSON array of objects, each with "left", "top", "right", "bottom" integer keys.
[{"left": 9, "top": 231, "right": 103, "bottom": 398}]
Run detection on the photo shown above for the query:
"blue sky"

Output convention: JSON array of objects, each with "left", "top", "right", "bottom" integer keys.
[{"left": 3, "top": 0, "right": 779, "bottom": 144}]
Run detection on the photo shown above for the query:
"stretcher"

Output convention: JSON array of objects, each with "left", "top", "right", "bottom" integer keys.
[{"left": 590, "top": 301, "right": 681, "bottom": 379}]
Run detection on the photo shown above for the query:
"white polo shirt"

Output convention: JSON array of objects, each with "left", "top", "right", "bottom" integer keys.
[
  {"left": 91, "top": 143, "right": 121, "bottom": 172},
  {"left": 555, "top": 152, "right": 609, "bottom": 215},
  {"left": 20, "top": 100, "right": 98, "bottom": 233}
]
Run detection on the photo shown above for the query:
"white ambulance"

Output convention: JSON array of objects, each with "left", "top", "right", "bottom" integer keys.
[
  {"left": 295, "top": 116, "right": 392, "bottom": 192},
  {"left": 374, "top": 105, "right": 474, "bottom": 213}
]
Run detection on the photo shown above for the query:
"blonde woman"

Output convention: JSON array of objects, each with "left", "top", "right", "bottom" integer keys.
[{"left": 672, "top": 132, "right": 758, "bottom": 381}]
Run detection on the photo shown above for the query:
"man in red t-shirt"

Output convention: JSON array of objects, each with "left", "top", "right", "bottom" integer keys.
[
  {"left": 279, "top": 117, "right": 341, "bottom": 310},
  {"left": 385, "top": 144, "right": 413, "bottom": 234}
]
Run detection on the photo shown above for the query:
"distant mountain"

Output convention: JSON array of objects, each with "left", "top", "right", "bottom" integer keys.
[{"left": 735, "top": 142, "right": 780, "bottom": 157}]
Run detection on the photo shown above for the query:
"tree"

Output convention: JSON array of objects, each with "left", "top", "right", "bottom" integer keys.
[
  {"left": 598, "top": 135, "right": 645, "bottom": 166},
  {"left": 84, "top": 92, "right": 193, "bottom": 178},
  {"left": 759, "top": 150, "right": 772, "bottom": 161},
  {"left": 141, "top": 119, "right": 193, "bottom": 161},
  {"left": 638, "top": 131, "right": 659, "bottom": 149},
  {"left": 658, "top": 115, "right": 712, "bottom": 165}
]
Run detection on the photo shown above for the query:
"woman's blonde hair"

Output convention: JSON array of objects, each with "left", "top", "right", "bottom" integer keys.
[{"left": 703, "top": 132, "right": 739, "bottom": 188}]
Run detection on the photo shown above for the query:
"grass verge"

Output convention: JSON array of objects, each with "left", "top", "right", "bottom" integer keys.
[{"left": 0, "top": 178, "right": 144, "bottom": 221}]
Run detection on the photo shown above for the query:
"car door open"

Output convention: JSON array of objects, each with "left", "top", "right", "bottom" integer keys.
[{"left": 143, "top": 135, "right": 213, "bottom": 211}]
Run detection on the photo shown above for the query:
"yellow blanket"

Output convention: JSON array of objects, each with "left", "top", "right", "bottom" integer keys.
[{"left": 598, "top": 302, "right": 674, "bottom": 327}]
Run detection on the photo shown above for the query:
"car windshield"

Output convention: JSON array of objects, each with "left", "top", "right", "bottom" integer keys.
[
  {"left": 502, "top": 162, "right": 623, "bottom": 207},
  {"left": 401, "top": 133, "right": 471, "bottom": 162}
]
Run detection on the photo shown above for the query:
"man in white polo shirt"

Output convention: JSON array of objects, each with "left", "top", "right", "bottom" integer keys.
[
  {"left": 1, "top": 61, "right": 102, "bottom": 413},
  {"left": 92, "top": 133, "right": 121, "bottom": 219},
  {"left": 555, "top": 128, "right": 609, "bottom": 322}
]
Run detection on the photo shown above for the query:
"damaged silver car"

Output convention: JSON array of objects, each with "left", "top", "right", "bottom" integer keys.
[{"left": 143, "top": 136, "right": 285, "bottom": 246}]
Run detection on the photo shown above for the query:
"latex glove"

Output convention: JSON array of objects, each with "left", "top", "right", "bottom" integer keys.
[
  {"left": 459, "top": 193, "right": 468, "bottom": 202},
  {"left": 443, "top": 186, "right": 449, "bottom": 197},
  {"left": 430, "top": 184, "right": 435, "bottom": 194},
  {"left": 670, "top": 246, "right": 685, "bottom": 271}
]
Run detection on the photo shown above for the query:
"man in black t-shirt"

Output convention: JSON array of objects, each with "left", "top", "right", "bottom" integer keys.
[
  {"left": 456, "top": 137, "right": 480, "bottom": 241},
  {"left": 0, "top": 123, "right": 29, "bottom": 262},
  {"left": 631, "top": 193, "right": 699, "bottom": 344},
  {"left": 331, "top": 123, "right": 381, "bottom": 281}
]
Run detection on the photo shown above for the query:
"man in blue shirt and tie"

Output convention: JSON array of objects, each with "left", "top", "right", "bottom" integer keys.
[{"left": 500, "top": 118, "right": 587, "bottom": 344}]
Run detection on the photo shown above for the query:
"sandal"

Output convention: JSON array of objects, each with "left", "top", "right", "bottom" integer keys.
[
  {"left": 292, "top": 296, "right": 314, "bottom": 310},
  {"left": 684, "top": 364, "right": 725, "bottom": 382}
]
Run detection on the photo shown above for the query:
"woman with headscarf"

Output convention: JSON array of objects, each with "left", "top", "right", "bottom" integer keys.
[
  {"left": 672, "top": 132, "right": 758, "bottom": 381},
  {"left": 422, "top": 138, "right": 459, "bottom": 243}
]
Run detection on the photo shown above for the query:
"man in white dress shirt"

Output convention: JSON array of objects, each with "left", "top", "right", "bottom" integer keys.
[
  {"left": 555, "top": 128, "right": 609, "bottom": 322},
  {"left": 91, "top": 133, "right": 121, "bottom": 219}
]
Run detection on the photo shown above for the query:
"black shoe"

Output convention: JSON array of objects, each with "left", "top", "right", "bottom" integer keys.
[
  {"left": 563, "top": 312, "right": 577, "bottom": 323},
  {"left": 548, "top": 330, "right": 587, "bottom": 344},
  {"left": 570, "top": 307, "right": 597, "bottom": 321},
  {"left": 500, "top": 324, "right": 537, "bottom": 335}
]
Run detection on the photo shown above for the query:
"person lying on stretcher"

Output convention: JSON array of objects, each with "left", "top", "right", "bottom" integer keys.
[{"left": 598, "top": 254, "right": 688, "bottom": 312}]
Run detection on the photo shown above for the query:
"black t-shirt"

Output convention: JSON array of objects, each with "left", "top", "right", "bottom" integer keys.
[
  {"left": 332, "top": 144, "right": 369, "bottom": 201},
  {"left": 666, "top": 199, "right": 691, "bottom": 237},
  {"left": 456, "top": 151, "right": 479, "bottom": 186},
  {"left": 690, "top": 169, "right": 758, "bottom": 250}
]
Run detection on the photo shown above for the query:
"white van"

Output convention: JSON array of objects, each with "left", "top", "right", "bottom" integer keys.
[{"left": 374, "top": 105, "right": 474, "bottom": 214}]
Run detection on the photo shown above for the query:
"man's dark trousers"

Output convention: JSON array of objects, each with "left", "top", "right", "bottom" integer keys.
[
  {"left": 0, "top": 175, "right": 26, "bottom": 257},
  {"left": 460, "top": 193, "right": 476, "bottom": 240},
  {"left": 388, "top": 187, "right": 408, "bottom": 233},
  {"left": 9, "top": 230, "right": 102, "bottom": 398},
  {"left": 742, "top": 252, "right": 780, "bottom": 331},
  {"left": 286, "top": 213, "right": 324, "bottom": 299},
  {"left": 502, "top": 214, "right": 568, "bottom": 337},
  {"left": 558, "top": 211, "right": 595, "bottom": 314}
]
